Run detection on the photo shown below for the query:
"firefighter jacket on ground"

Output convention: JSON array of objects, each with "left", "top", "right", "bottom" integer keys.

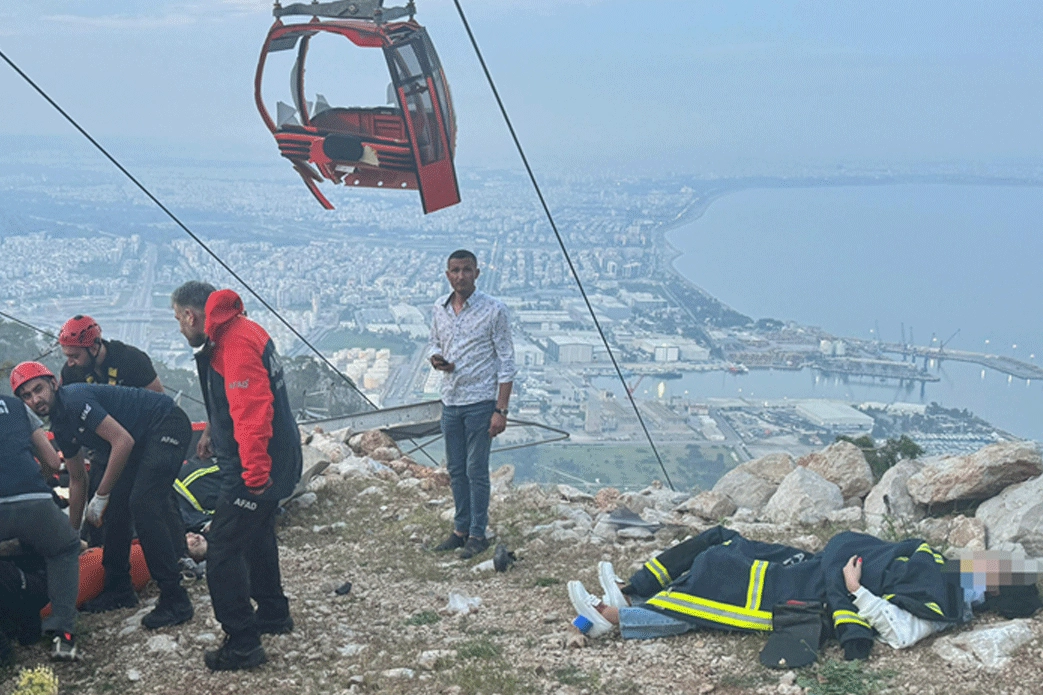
[
  {"left": 633, "top": 527, "right": 964, "bottom": 649},
  {"left": 174, "top": 456, "right": 222, "bottom": 532}
]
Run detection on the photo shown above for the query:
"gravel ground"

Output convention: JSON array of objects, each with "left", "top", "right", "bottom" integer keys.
[{"left": 4, "top": 473, "right": 1042, "bottom": 695}]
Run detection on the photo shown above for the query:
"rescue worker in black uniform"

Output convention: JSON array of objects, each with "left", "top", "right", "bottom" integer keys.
[
  {"left": 14, "top": 361, "right": 194, "bottom": 630},
  {"left": 0, "top": 377, "right": 87, "bottom": 661},
  {"left": 57, "top": 315, "right": 168, "bottom": 549},
  {"left": 172, "top": 281, "right": 301, "bottom": 671},
  {"left": 58, "top": 315, "right": 163, "bottom": 393}
]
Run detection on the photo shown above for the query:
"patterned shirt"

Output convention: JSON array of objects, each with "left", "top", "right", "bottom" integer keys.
[{"left": 427, "top": 290, "right": 517, "bottom": 406}]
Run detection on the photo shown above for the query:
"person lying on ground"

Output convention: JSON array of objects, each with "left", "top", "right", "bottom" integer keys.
[{"left": 567, "top": 526, "right": 1040, "bottom": 661}]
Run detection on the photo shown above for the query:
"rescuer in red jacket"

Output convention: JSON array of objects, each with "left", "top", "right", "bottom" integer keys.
[{"left": 171, "top": 282, "right": 302, "bottom": 671}]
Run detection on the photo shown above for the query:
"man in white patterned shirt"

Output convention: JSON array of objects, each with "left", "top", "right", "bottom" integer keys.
[{"left": 427, "top": 249, "right": 516, "bottom": 559}]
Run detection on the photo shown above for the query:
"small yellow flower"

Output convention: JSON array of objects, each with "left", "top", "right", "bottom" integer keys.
[{"left": 13, "top": 665, "right": 60, "bottom": 695}]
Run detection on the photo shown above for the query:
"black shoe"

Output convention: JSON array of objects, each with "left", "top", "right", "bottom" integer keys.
[
  {"left": 257, "top": 615, "right": 294, "bottom": 635},
  {"left": 433, "top": 532, "right": 468, "bottom": 552},
  {"left": 50, "top": 631, "right": 78, "bottom": 662},
  {"left": 204, "top": 640, "right": 268, "bottom": 671},
  {"left": 142, "top": 593, "right": 194, "bottom": 630},
  {"left": 458, "top": 536, "right": 490, "bottom": 560},
  {"left": 81, "top": 588, "right": 138, "bottom": 613}
]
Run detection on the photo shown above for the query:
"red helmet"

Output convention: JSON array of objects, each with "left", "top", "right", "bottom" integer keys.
[
  {"left": 10, "top": 361, "right": 56, "bottom": 395},
  {"left": 58, "top": 315, "right": 101, "bottom": 348}
]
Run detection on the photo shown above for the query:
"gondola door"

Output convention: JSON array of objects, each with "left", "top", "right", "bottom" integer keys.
[{"left": 386, "top": 31, "right": 460, "bottom": 213}]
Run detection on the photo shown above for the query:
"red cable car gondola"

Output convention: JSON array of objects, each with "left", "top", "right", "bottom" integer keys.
[{"left": 255, "top": 0, "right": 460, "bottom": 213}]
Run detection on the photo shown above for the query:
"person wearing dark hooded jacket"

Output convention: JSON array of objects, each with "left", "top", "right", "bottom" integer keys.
[{"left": 171, "top": 281, "right": 302, "bottom": 672}]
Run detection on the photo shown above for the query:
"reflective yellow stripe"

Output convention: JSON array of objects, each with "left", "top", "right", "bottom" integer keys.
[
  {"left": 173, "top": 465, "right": 219, "bottom": 514},
  {"left": 895, "top": 556, "right": 909, "bottom": 562},
  {"left": 745, "top": 560, "right": 768, "bottom": 612},
  {"left": 647, "top": 590, "right": 772, "bottom": 631},
  {"left": 883, "top": 594, "right": 895, "bottom": 601},
  {"left": 107, "top": 367, "right": 118, "bottom": 384},
  {"left": 916, "top": 543, "right": 946, "bottom": 565},
  {"left": 182, "top": 465, "right": 219, "bottom": 488},
  {"left": 645, "top": 559, "right": 671, "bottom": 587},
  {"left": 173, "top": 479, "right": 205, "bottom": 512},
  {"left": 925, "top": 602, "right": 944, "bottom": 616},
  {"left": 833, "top": 610, "right": 871, "bottom": 629}
]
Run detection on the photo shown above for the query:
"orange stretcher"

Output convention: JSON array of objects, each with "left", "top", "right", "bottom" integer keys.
[{"left": 41, "top": 540, "right": 151, "bottom": 617}]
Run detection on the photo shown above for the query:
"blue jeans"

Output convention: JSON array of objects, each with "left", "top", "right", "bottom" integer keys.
[{"left": 442, "top": 400, "right": 495, "bottom": 539}]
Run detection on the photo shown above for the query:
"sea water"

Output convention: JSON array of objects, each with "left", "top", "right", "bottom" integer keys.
[{"left": 665, "top": 183, "right": 1043, "bottom": 441}]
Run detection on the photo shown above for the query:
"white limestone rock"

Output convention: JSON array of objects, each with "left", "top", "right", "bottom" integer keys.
[
  {"left": 490, "top": 464, "right": 515, "bottom": 493},
  {"left": 863, "top": 460, "right": 925, "bottom": 534},
  {"left": 762, "top": 467, "right": 844, "bottom": 525},
  {"left": 369, "top": 445, "right": 401, "bottom": 462},
  {"left": 674, "top": 491, "right": 737, "bottom": 520},
  {"left": 797, "top": 441, "right": 874, "bottom": 500},
  {"left": 976, "top": 474, "right": 1043, "bottom": 556},
  {"left": 417, "top": 649, "right": 456, "bottom": 670},
  {"left": 617, "top": 526, "right": 655, "bottom": 540},
  {"left": 907, "top": 442, "right": 1042, "bottom": 505},
  {"left": 556, "top": 484, "right": 594, "bottom": 503},
  {"left": 947, "top": 515, "right": 987, "bottom": 551},
  {"left": 146, "top": 635, "right": 179, "bottom": 654},
  {"left": 351, "top": 429, "right": 397, "bottom": 457},
  {"left": 931, "top": 620, "right": 1034, "bottom": 672},
  {"left": 916, "top": 518, "right": 951, "bottom": 546},
  {"left": 742, "top": 452, "right": 797, "bottom": 484},
  {"left": 826, "top": 506, "right": 863, "bottom": 525},
  {"left": 711, "top": 468, "right": 778, "bottom": 512}
]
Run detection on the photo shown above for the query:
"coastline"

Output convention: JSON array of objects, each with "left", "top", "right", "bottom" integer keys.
[{"left": 652, "top": 173, "right": 1043, "bottom": 324}]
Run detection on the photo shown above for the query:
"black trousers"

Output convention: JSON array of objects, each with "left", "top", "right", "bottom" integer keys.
[
  {"left": 102, "top": 408, "right": 191, "bottom": 595},
  {"left": 207, "top": 495, "right": 289, "bottom": 649}
]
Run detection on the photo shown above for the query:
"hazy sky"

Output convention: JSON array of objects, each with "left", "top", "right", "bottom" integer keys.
[{"left": 2, "top": 1, "right": 1042, "bottom": 175}]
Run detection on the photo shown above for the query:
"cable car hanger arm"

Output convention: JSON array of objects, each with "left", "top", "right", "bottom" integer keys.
[{"left": 274, "top": 0, "right": 415, "bottom": 23}]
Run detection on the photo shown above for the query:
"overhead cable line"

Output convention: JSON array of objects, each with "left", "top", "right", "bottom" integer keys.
[
  {"left": 0, "top": 48, "right": 443, "bottom": 464},
  {"left": 0, "top": 309, "right": 57, "bottom": 339},
  {"left": 450, "top": 0, "right": 675, "bottom": 490},
  {"left": 0, "top": 48, "right": 374, "bottom": 409},
  {"left": 0, "top": 309, "right": 210, "bottom": 406}
]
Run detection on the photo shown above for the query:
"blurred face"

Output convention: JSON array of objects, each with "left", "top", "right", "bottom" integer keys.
[
  {"left": 62, "top": 344, "right": 98, "bottom": 369},
  {"left": 18, "top": 377, "right": 58, "bottom": 417},
  {"left": 186, "top": 532, "right": 208, "bottom": 561},
  {"left": 446, "top": 257, "right": 479, "bottom": 297},
  {"left": 173, "top": 304, "right": 207, "bottom": 348}
]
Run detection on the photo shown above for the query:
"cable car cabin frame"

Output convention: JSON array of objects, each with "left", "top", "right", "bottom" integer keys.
[{"left": 255, "top": 0, "right": 460, "bottom": 213}]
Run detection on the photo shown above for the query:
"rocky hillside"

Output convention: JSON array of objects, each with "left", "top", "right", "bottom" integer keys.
[{"left": 5, "top": 433, "right": 1043, "bottom": 695}]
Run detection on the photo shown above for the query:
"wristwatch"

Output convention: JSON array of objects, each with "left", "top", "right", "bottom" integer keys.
[{"left": 494, "top": 408, "right": 509, "bottom": 417}]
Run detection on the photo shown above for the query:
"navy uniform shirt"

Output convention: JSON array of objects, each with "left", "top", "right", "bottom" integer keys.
[
  {"left": 60, "top": 339, "right": 158, "bottom": 389},
  {"left": 0, "top": 394, "right": 52, "bottom": 500},
  {"left": 49, "top": 383, "right": 174, "bottom": 459}
]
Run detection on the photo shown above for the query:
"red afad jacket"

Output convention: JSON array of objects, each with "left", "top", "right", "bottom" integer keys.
[{"left": 203, "top": 289, "right": 287, "bottom": 493}]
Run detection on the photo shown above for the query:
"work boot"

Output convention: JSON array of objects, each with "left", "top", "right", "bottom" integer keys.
[
  {"left": 458, "top": 536, "right": 489, "bottom": 560},
  {"left": 433, "top": 532, "right": 468, "bottom": 552},
  {"left": 257, "top": 614, "right": 294, "bottom": 635},
  {"left": 142, "top": 585, "right": 194, "bottom": 629},
  {"left": 204, "top": 637, "right": 267, "bottom": 672},
  {"left": 81, "top": 588, "right": 138, "bottom": 613}
]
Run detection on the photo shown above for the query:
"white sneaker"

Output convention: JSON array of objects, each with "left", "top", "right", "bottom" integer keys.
[
  {"left": 567, "top": 580, "right": 615, "bottom": 638},
  {"left": 598, "top": 561, "right": 627, "bottom": 609}
]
